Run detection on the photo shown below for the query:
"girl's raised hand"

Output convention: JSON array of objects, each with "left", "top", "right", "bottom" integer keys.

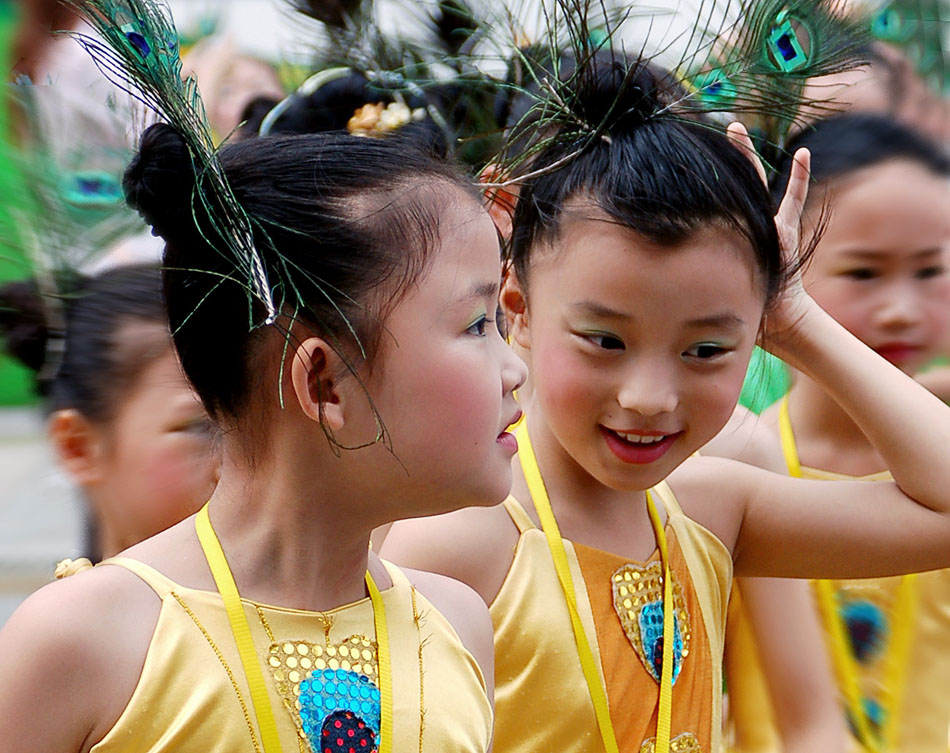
[{"left": 726, "top": 122, "right": 816, "bottom": 363}]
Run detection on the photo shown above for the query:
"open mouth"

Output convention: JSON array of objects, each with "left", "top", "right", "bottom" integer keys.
[{"left": 600, "top": 426, "right": 680, "bottom": 464}]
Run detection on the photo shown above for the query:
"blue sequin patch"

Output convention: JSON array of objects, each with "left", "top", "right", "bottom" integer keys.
[
  {"left": 638, "top": 602, "right": 684, "bottom": 685},
  {"left": 298, "top": 668, "right": 381, "bottom": 748},
  {"left": 841, "top": 599, "right": 887, "bottom": 664}
]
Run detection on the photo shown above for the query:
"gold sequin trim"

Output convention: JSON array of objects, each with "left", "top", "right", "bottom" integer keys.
[
  {"left": 411, "top": 586, "right": 427, "bottom": 753},
  {"left": 267, "top": 635, "right": 379, "bottom": 742},
  {"left": 170, "top": 591, "right": 262, "bottom": 753},
  {"left": 640, "top": 731, "right": 702, "bottom": 753},
  {"left": 612, "top": 562, "right": 691, "bottom": 674}
]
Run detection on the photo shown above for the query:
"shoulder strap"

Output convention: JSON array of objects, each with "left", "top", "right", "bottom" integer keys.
[
  {"left": 778, "top": 395, "right": 803, "bottom": 478},
  {"left": 96, "top": 556, "right": 178, "bottom": 598},
  {"left": 649, "top": 480, "right": 680, "bottom": 518},
  {"left": 502, "top": 496, "right": 537, "bottom": 533}
]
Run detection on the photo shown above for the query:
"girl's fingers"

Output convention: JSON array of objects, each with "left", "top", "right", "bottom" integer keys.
[
  {"left": 726, "top": 121, "right": 768, "bottom": 187},
  {"left": 776, "top": 147, "right": 811, "bottom": 234}
]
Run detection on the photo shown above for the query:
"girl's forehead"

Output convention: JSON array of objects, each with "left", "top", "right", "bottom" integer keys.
[{"left": 529, "top": 216, "right": 765, "bottom": 319}]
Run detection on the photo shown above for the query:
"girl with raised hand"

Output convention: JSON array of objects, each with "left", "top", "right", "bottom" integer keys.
[
  {"left": 380, "top": 52, "right": 950, "bottom": 753},
  {"left": 0, "top": 264, "right": 216, "bottom": 563},
  {"left": 723, "top": 113, "right": 950, "bottom": 753},
  {"left": 0, "top": 2, "right": 525, "bottom": 751}
]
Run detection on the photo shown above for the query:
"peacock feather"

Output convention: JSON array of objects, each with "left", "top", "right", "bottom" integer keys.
[
  {"left": 867, "top": 0, "right": 949, "bottom": 95},
  {"left": 60, "top": 0, "right": 277, "bottom": 323},
  {"left": 0, "top": 81, "right": 148, "bottom": 381},
  {"left": 477, "top": 0, "right": 873, "bottom": 186}
]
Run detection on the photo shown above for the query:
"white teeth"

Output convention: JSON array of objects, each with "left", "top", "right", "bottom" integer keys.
[{"left": 614, "top": 430, "right": 667, "bottom": 444}]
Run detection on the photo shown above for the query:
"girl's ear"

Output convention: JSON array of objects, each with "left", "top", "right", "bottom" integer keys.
[
  {"left": 501, "top": 269, "right": 531, "bottom": 349},
  {"left": 290, "top": 337, "right": 348, "bottom": 431},
  {"left": 479, "top": 164, "right": 520, "bottom": 240},
  {"left": 48, "top": 409, "right": 105, "bottom": 486}
]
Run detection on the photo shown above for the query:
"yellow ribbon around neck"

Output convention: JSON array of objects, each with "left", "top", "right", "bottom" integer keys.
[
  {"left": 779, "top": 397, "right": 917, "bottom": 752},
  {"left": 195, "top": 504, "right": 393, "bottom": 753},
  {"left": 516, "top": 424, "right": 674, "bottom": 753}
]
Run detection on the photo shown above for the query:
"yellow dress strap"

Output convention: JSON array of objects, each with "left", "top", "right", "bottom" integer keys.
[
  {"left": 502, "top": 496, "right": 537, "bottom": 533},
  {"left": 777, "top": 395, "right": 802, "bottom": 477},
  {"left": 96, "top": 556, "right": 178, "bottom": 597},
  {"left": 196, "top": 504, "right": 285, "bottom": 753}
]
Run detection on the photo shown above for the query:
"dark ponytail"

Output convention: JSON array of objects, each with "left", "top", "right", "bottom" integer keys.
[{"left": 0, "top": 264, "right": 168, "bottom": 420}]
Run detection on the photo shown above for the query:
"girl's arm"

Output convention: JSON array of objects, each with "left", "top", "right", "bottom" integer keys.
[
  {"left": 694, "top": 128, "right": 950, "bottom": 578},
  {"left": 734, "top": 578, "right": 846, "bottom": 753},
  {"left": 0, "top": 567, "right": 158, "bottom": 753}
]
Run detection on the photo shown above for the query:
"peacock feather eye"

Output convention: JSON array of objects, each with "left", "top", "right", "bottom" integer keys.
[
  {"left": 691, "top": 68, "right": 737, "bottom": 108},
  {"left": 870, "top": 6, "right": 916, "bottom": 44},
  {"left": 764, "top": 10, "right": 810, "bottom": 73},
  {"left": 60, "top": 171, "right": 124, "bottom": 207}
]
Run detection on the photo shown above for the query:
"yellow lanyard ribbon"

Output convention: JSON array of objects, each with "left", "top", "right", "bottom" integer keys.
[
  {"left": 516, "top": 424, "right": 674, "bottom": 753},
  {"left": 779, "top": 397, "right": 917, "bottom": 752},
  {"left": 195, "top": 504, "right": 393, "bottom": 753}
]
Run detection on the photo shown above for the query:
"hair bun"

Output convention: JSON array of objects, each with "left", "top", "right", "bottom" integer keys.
[
  {"left": 0, "top": 280, "right": 49, "bottom": 374},
  {"left": 577, "top": 54, "right": 661, "bottom": 135},
  {"left": 123, "top": 123, "right": 197, "bottom": 240}
]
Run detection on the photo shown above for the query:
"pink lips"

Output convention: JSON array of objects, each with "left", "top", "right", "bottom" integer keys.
[
  {"left": 600, "top": 426, "right": 679, "bottom": 465},
  {"left": 497, "top": 409, "right": 523, "bottom": 454},
  {"left": 874, "top": 342, "right": 921, "bottom": 366}
]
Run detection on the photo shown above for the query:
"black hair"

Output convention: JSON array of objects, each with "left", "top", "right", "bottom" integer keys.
[
  {"left": 0, "top": 264, "right": 168, "bottom": 422},
  {"left": 238, "top": 70, "right": 451, "bottom": 157},
  {"left": 507, "top": 53, "right": 784, "bottom": 307},
  {"left": 771, "top": 113, "right": 950, "bottom": 203},
  {"left": 123, "top": 124, "right": 477, "bottom": 422}
]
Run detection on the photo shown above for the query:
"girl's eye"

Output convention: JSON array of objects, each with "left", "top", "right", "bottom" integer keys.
[
  {"left": 175, "top": 417, "right": 212, "bottom": 437},
  {"left": 684, "top": 343, "right": 729, "bottom": 360},
  {"left": 466, "top": 315, "right": 490, "bottom": 337},
  {"left": 916, "top": 265, "right": 946, "bottom": 280},
  {"left": 843, "top": 268, "right": 877, "bottom": 281},
  {"left": 586, "top": 334, "right": 625, "bottom": 351}
]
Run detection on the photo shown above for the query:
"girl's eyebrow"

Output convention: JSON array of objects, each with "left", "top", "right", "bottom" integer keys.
[
  {"left": 570, "top": 300, "right": 629, "bottom": 320},
  {"left": 460, "top": 281, "right": 500, "bottom": 302},
  {"left": 838, "top": 248, "right": 945, "bottom": 260}
]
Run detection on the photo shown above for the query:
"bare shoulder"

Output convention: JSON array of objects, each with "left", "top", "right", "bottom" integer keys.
[
  {"left": 395, "top": 566, "right": 495, "bottom": 697},
  {"left": 380, "top": 502, "right": 519, "bottom": 605},
  {"left": 666, "top": 454, "right": 760, "bottom": 556},
  {"left": 0, "top": 564, "right": 161, "bottom": 752},
  {"left": 702, "top": 404, "right": 786, "bottom": 473}
]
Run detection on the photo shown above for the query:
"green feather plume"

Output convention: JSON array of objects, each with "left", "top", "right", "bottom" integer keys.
[
  {"left": 479, "top": 0, "right": 874, "bottom": 185},
  {"left": 60, "top": 0, "right": 277, "bottom": 323}
]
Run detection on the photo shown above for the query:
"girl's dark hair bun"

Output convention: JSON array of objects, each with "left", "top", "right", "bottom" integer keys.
[
  {"left": 0, "top": 280, "right": 50, "bottom": 374},
  {"left": 123, "top": 123, "right": 197, "bottom": 240},
  {"left": 576, "top": 53, "right": 662, "bottom": 135}
]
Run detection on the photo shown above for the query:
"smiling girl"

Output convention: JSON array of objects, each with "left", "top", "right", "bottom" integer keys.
[{"left": 381, "top": 55, "right": 950, "bottom": 753}]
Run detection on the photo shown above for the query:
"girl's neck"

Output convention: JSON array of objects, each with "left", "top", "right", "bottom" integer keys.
[
  {"left": 788, "top": 373, "right": 887, "bottom": 476},
  {"left": 202, "top": 445, "right": 383, "bottom": 613},
  {"left": 517, "top": 403, "right": 659, "bottom": 561}
]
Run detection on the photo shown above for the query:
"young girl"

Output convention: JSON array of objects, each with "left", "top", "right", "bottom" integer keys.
[
  {"left": 0, "top": 90, "right": 525, "bottom": 753},
  {"left": 380, "top": 55, "right": 950, "bottom": 753},
  {"left": 0, "top": 264, "right": 216, "bottom": 563},
  {"left": 723, "top": 113, "right": 950, "bottom": 753}
]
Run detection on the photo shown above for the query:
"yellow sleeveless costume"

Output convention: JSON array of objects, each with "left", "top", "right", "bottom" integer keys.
[
  {"left": 491, "top": 481, "right": 733, "bottom": 753},
  {"left": 85, "top": 556, "right": 492, "bottom": 753},
  {"left": 725, "top": 398, "right": 950, "bottom": 753}
]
